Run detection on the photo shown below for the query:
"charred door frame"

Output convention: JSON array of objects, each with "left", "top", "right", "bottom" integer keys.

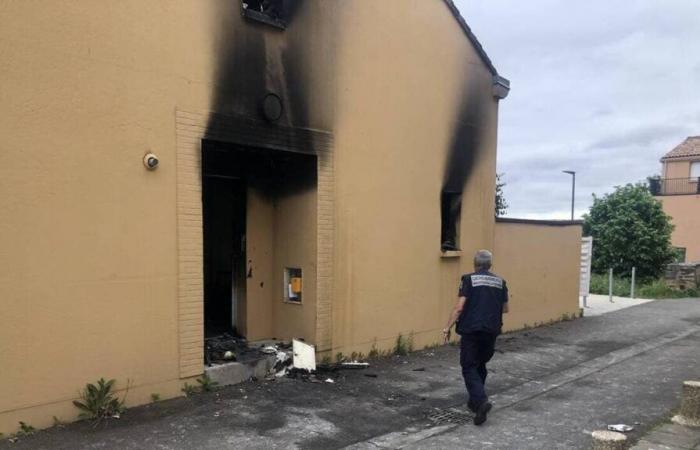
[{"left": 175, "top": 109, "right": 334, "bottom": 378}]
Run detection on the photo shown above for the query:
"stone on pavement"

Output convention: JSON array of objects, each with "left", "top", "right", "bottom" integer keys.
[{"left": 591, "top": 430, "right": 627, "bottom": 450}]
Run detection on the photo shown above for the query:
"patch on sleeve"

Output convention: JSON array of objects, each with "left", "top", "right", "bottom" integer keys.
[{"left": 470, "top": 274, "right": 503, "bottom": 289}]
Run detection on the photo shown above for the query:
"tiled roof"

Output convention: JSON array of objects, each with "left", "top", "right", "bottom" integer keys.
[{"left": 662, "top": 136, "right": 700, "bottom": 160}]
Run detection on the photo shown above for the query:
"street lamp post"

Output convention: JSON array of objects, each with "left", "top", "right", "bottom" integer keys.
[{"left": 563, "top": 170, "right": 576, "bottom": 221}]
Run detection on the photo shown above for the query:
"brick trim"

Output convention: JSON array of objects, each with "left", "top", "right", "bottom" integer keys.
[{"left": 175, "top": 110, "right": 334, "bottom": 377}]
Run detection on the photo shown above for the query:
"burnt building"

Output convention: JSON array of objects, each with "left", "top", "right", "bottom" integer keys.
[{"left": 0, "top": 0, "right": 583, "bottom": 433}]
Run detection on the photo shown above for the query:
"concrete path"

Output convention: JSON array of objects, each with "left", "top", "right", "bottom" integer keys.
[
  {"left": 2, "top": 299, "right": 699, "bottom": 450},
  {"left": 632, "top": 422, "right": 700, "bottom": 449},
  {"left": 583, "top": 294, "right": 655, "bottom": 316}
]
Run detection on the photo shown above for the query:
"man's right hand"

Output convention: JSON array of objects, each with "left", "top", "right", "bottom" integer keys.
[{"left": 442, "top": 328, "right": 451, "bottom": 344}]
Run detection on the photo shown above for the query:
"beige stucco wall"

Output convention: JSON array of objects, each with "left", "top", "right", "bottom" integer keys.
[
  {"left": 494, "top": 221, "right": 582, "bottom": 330},
  {"left": 0, "top": 0, "right": 337, "bottom": 434},
  {"left": 329, "top": 0, "right": 500, "bottom": 356},
  {"left": 664, "top": 160, "right": 693, "bottom": 179},
  {"left": 659, "top": 195, "right": 700, "bottom": 262},
  {"left": 0, "top": 1, "right": 217, "bottom": 434}
]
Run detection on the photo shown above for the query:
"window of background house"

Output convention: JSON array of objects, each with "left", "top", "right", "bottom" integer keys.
[
  {"left": 242, "top": 0, "right": 287, "bottom": 29},
  {"left": 691, "top": 161, "right": 700, "bottom": 179},
  {"left": 441, "top": 191, "right": 462, "bottom": 252}
]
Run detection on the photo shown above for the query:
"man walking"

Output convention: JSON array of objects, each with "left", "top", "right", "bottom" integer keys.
[{"left": 443, "top": 249, "right": 509, "bottom": 425}]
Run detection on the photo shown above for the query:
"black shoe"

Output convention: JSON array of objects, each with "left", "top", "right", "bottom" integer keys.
[
  {"left": 467, "top": 400, "right": 477, "bottom": 413},
  {"left": 473, "top": 401, "right": 492, "bottom": 426}
]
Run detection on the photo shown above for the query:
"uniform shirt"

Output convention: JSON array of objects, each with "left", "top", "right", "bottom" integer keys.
[{"left": 456, "top": 270, "right": 509, "bottom": 335}]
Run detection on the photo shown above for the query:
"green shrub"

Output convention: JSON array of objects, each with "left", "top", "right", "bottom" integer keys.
[
  {"left": 637, "top": 280, "right": 699, "bottom": 299},
  {"left": 589, "top": 273, "right": 631, "bottom": 296},
  {"left": 583, "top": 183, "right": 675, "bottom": 279},
  {"left": 589, "top": 273, "right": 698, "bottom": 299}
]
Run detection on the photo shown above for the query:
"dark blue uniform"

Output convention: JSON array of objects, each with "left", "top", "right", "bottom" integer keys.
[{"left": 456, "top": 270, "right": 508, "bottom": 408}]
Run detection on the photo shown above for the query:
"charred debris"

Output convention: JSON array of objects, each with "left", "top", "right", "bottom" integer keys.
[{"left": 205, "top": 336, "right": 370, "bottom": 384}]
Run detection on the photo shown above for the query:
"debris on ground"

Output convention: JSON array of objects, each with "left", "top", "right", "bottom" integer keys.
[
  {"left": 204, "top": 333, "right": 258, "bottom": 366},
  {"left": 340, "top": 361, "right": 370, "bottom": 369},
  {"left": 412, "top": 367, "right": 426, "bottom": 372},
  {"left": 607, "top": 424, "right": 634, "bottom": 432},
  {"left": 293, "top": 339, "right": 316, "bottom": 371}
]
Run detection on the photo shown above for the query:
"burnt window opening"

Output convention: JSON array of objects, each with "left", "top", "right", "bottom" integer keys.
[
  {"left": 441, "top": 191, "right": 462, "bottom": 252},
  {"left": 242, "top": 0, "right": 287, "bottom": 29},
  {"left": 284, "top": 267, "right": 303, "bottom": 303}
]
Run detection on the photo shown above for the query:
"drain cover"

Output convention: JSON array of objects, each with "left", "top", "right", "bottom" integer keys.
[{"left": 426, "top": 408, "right": 473, "bottom": 425}]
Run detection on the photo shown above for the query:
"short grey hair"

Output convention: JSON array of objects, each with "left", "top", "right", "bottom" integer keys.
[{"left": 474, "top": 249, "right": 493, "bottom": 270}]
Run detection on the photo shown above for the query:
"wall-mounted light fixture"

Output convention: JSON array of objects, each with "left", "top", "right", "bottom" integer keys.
[
  {"left": 143, "top": 153, "right": 160, "bottom": 170},
  {"left": 492, "top": 75, "right": 511, "bottom": 100},
  {"left": 262, "top": 93, "right": 283, "bottom": 122}
]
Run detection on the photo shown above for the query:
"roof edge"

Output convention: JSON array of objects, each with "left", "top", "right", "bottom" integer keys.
[
  {"left": 441, "top": 0, "right": 500, "bottom": 77},
  {"left": 496, "top": 217, "right": 584, "bottom": 227},
  {"left": 661, "top": 155, "right": 700, "bottom": 162}
]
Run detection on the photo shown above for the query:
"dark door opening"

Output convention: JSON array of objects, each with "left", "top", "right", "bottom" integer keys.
[
  {"left": 202, "top": 170, "right": 246, "bottom": 338},
  {"left": 202, "top": 140, "right": 317, "bottom": 349}
]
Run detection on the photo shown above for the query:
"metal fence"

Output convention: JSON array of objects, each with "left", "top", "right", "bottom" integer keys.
[{"left": 649, "top": 177, "right": 700, "bottom": 196}]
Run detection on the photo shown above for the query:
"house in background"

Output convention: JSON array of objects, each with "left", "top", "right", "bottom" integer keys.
[
  {"left": 650, "top": 136, "right": 700, "bottom": 262},
  {"left": 1, "top": 0, "right": 582, "bottom": 433}
]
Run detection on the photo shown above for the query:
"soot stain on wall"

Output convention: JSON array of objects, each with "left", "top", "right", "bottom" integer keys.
[
  {"left": 443, "top": 85, "right": 487, "bottom": 193},
  {"left": 441, "top": 82, "right": 489, "bottom": 250},
  {"left": 207, "top": 0, "right": 311, "bottom": 132},
  {"left": 201, "top": 0, "right": 321, "bottom": 206},
  {"left": 204, "top": 1, "right": 318, "bottom": 197}
]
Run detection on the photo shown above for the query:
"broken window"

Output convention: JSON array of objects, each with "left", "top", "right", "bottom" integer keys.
[
  {"left": 241, "top": 0, "right": 287, "bottom": 29},
  {"left": 441, "top": 191, "right": 462, "bottom": 251}
]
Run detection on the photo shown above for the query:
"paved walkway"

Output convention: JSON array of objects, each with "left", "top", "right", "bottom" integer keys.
[
  {"left": 2, "top": 299, "right": 699, "bottom": 449},
  {"left": 583, "top": 294, "right": 654, "bottom": 316},
  {"left": 632, "top": 422, "right": 700, "bottom": 449}
]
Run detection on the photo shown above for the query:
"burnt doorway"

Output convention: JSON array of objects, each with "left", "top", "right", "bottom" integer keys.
[
  {"left": 202, "top": 162, "right": 246, "bottom": 337},
  {"left": 202, "top": 140, "right": 317, "bottom": 342}
]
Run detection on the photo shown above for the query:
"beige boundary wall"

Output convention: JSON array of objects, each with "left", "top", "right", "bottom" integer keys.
[{"left": 495, "top": 219, "right": 583, "bottom": 331}]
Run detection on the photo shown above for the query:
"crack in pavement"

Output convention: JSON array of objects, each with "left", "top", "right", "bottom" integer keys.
[{"left": 344, "top": 324, "right": 700, "bottom": 449}]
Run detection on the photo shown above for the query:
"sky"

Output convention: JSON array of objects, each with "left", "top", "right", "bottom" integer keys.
[{"left": 455, "top": 0, "right": 700, "bottom": 219}]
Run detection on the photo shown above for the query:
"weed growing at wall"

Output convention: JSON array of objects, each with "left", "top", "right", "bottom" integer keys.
[
  {"left": 52, "top": 416, "right": 65, "bottom": 428},
  {"left": 394, "top": 334, "right": 409, "bottom": 356},
  {"left": 17, "top": 422, "right": 35, "bottom": 435},
  {"left": 73, "top": 378, "right": 128, "bottom": 425},
  {"left": 181, "top": 383, "right": 197, "bottom": 396},
  {"left": 196, "top": 373, "right": 219, "bottom": 392},
  {"left": 150, "top": 393, "right": 160, "bottom": 403},
  {"left": 368, "top": 341, "right": 379, "bottom": 359}
]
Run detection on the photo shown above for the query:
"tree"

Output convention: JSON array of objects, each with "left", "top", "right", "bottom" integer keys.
[
  {"left": 583, "top": 183, "right": 675, "bottom": 280},
  {"left": 495, "top": 173, "right": 508, "bottom": 217}
]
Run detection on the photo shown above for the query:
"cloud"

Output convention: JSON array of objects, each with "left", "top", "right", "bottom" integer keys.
[{"left": 456, "top": 0, "right": 700, "bottom": 218}]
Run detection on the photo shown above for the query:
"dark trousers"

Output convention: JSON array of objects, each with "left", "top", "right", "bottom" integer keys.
[{"left": 460, "top": 331, "right": 497, "bottom": 407}]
